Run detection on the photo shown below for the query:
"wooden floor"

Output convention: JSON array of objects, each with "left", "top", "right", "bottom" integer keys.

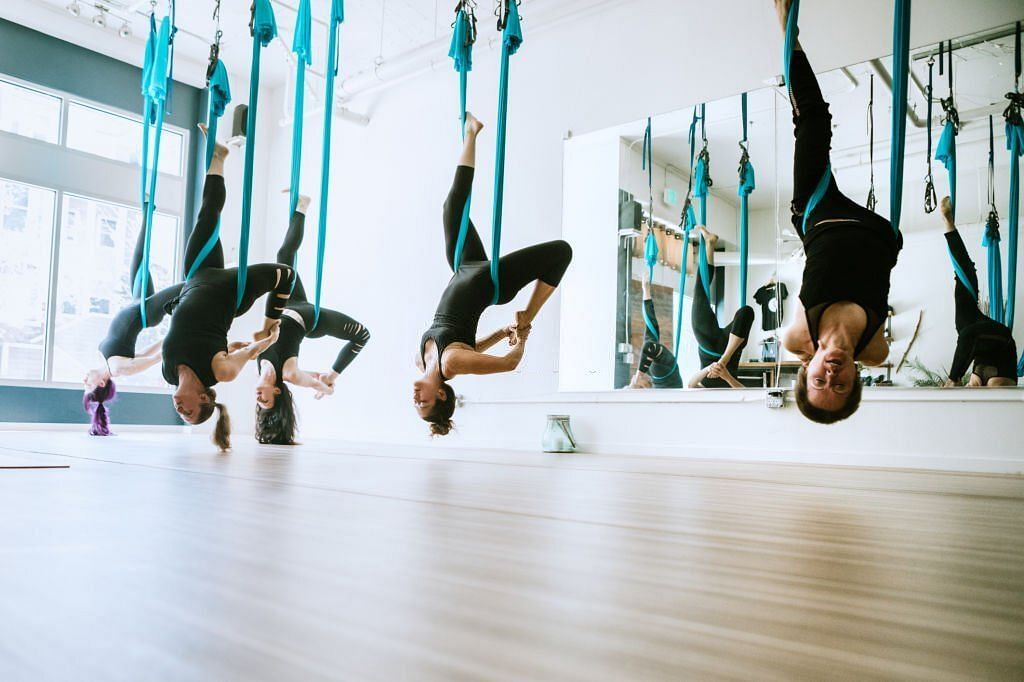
[{"left": 1, "top": 431, "right": 1022, "bottom": 681}]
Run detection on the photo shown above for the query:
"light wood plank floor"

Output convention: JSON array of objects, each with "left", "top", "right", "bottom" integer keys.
[{"left": 0, "top": 431, "right": 1022, "bottom": 681}]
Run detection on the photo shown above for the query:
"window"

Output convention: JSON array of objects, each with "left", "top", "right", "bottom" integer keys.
[
  {"left": 67, "top": 102, "right": 184, "bottom": 176},
  {"left": 0, "top": 79, "right": 62, "bottom": 143},
  {"left": 0, "top": 72, "right": 189, "bottom": 389},
  {"left": 51, "top": 196, "right": 178, "bottom": 387},
  {"left": 0, "top": 177, "right": 56, "bottom": 380}
]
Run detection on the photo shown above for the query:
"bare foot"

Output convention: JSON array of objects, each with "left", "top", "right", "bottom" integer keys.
[
  {"left": 211, "top": 142, "right": 229, "bottom": 162},
  {"left": 510, "top": 310, "right": 532, "bottom": 345},
  {"left": 698, "top": 225, "right": 719, "bottom": 248},
  {"left": 464, "top": 112, "right": 484, "bottom": 138},
  {"left": 939, "top": 196, "right": 955, "bottom": 231},
  {"left": 774, "top": 0, "right": 793, "bottom": 33}
]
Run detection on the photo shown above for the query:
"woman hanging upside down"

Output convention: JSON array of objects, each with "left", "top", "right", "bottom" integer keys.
[
  {"left": 775, "top": 0, "right": 901, "bottom": 423},
  {"left": 630, "top": 272, "right": 682, "bottom": 389},
  {"left": 254, "top": 196, "right": 372, "bottom": 445},
  {"left": 83, "top": 217, "right": 184, "bottom": 435},
  {"left": 160, "top": 136, "right": 295, "bottom": 450},
  {"left": 415, "top": 113, "right": 573, "bottom": 435},
  {"left": 938, "top": 197, "right": 1018, "bottom": 387},
  {"left": 687, "top": 226, "right": 755, "bottom": 389}
]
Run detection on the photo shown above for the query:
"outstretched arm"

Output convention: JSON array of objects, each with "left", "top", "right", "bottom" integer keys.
[
  {"left": 213, "top": 323, "right": 281, "bottom": 382},
  {"left": 107, "top": 353, "right": 162, "bottom": 378},
  {"left": 688, "top": 365, "right": 712, "bottom": 388},
  {"left": 443, "top": 342, "right": 526, "bottom": 377},
  {"left": 476, "top": 326, "right": 514, "bottom": 353}
]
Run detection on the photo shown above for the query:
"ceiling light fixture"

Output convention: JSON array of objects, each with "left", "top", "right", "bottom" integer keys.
[
  {"left": 118, "top": 21, "right": 132, "bottom": 39},
  {"left": 92, "top": 8, "right": 107, "bottom": 28},
  {"left": 66, "top": 1, "right": 81, "bottom": 16}
]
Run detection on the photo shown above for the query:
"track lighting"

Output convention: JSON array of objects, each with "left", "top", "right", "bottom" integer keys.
[
  {"left": 66, "top": 1, "right": 80, "bottom": 16},
  {"left": 118, "top": 21, "right": 132, "bottom": 39},
  {"left": 92, "top": 9, "right": 107, "bottom": 28}
]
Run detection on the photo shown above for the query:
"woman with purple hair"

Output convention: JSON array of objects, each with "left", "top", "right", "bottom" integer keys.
[{"left": 82, "top": 197, "right": 185, "bottom": 435}]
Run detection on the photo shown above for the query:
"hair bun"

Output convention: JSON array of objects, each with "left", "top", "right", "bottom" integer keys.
[{"left": 429, "top": 420, "right": 454, "bottom": 437}]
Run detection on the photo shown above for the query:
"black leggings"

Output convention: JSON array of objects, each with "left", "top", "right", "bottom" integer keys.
[
  {"left": 183, "top": 174, "right": 294, "bottom": 319},
  {"left": 129, "top": 217, "right": 155, "bottom": 300},
  {"left": 692, "top": 265, "right": 754, "bottom": 355},
  {"left": 945, "top": 230, "right": 986, "bottom": 332},
  {"left": 639, "top": 299, "right": 681, "bottom": 386},
  {"left": 276, "top": 211, "right": 370, "bottom": 374},
  {"left": 442, "top": 165, "right": 572, "bottom": 301},
  {"left": 789, "top": 50, "right": 889, "bottom": 239}
]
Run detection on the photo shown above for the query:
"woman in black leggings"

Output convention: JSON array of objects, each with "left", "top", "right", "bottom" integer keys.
[
  {"left": 630, "top": 273, "right": 682, "bottom": 389},
  {"left": 939, "top": 197, "right": 1018, "bottom": 387},
  {"left": 687, "top": 226, "right": 755, "bottom": 388},
  {"left": 416, "top": 113, "right": 573, "bottom": 435},
  {"left": 254, "top": 196, "right": 372, "bottom": 444},
  {"left": 775, "top": 0, "right": 900, "bottom": 423},
  {"left": 161, "top": 138, "right": 294, "bottom": 450},
  {"left": 82, "top": 217, "right": 184, "bottom": 434}
]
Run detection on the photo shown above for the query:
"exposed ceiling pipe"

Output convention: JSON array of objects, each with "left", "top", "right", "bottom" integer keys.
[{"left": 869, "top": 58, "right": 927, "bottom": 129}]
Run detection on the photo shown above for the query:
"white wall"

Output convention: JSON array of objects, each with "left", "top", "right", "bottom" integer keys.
[{"left": 213, "top": 0, "right": 1022, "bottom": 453}]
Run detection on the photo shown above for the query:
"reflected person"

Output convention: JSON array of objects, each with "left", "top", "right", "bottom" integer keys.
[{"left": 939, "top": 197, "right": 1018, "bottom": 387}]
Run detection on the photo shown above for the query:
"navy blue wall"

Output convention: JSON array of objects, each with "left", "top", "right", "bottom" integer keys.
[{"left": 0, "top": 18, "right": 200, "bottom": 426}]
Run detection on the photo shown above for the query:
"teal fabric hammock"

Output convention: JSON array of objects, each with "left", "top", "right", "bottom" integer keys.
[
  {"left": 184, "top": 51, "right": 232, "bottom": 281},
  {"left": 983, "top": 116, "right": 1004, "bottom": 322},
  {"left": 235, "top": 0, "right": 278, "bottom": 310},
  {"left": 134, "top": 10, "right": 174, "bottom": 329},
  {"left": 642, "top": 117, "right": 658, "bottom": 282},
  {"left": 447, "top": 1, "right": 522, "bottom": 306},
  {"left": 671, "top": 108, "right": 700, "bottom": 361},
  {"left": 288, "top": 0, "right": 312, "bottom": 219},
  {"left": 311, "top": 0, "right": 346, "bottom": 328},
  {"left": 889, "top": 0, "right": 911, "bottom": 234},
  {"left": 487, "top": 0, "right": 524, "bottom": 305},
  {"left": 737, "top": 92, "right": 756, "bottom": 306},
  {"left": 693, "top": 104, "right": 713, "bottom": 303},
  {"left": 1005, "top": 22, "right": 1022, "bottom": 373},
  {"left": 449, "top": 3, "right": 476, "bottom": 271}
]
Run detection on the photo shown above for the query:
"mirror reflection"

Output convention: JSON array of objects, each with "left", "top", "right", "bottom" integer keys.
[{"left": 559, "top": 19, "right": 1022, "bottom": 408}]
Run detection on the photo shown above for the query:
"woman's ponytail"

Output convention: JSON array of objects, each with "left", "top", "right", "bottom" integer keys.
[
  {"left": 83, "top": 380, "right": 117, "bottom": 436},
  {"left": 212, "top": 401, "right": 231, "bottom": 452}
]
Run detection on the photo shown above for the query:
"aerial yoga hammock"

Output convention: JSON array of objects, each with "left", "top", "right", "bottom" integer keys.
[
  {"left": 1000, "top": 21, "right": 1023, "bottom": 375},
  {"left": 134, "top": 2, "right": 176, "bottom": 328},
  {"left": 737, "top": 92, "right": 756, "bottom": 306},
  {"left": 448, "top": 0, "right": 523, "bottom": 304}
]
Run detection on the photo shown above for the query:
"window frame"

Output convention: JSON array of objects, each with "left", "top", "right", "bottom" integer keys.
[{"left": 0, "top": 71, "right": 189, "bottom": 393}]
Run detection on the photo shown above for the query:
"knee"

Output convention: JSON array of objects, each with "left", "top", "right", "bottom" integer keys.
[
  {"left": 553, "top": 240, "right": 573, "bottom": 265},
  {"left": 735, "top": 306, "right": 755, "bottom": 335},
  {"left": 358, "top": 326, "right": 371, "bottom": 345}
]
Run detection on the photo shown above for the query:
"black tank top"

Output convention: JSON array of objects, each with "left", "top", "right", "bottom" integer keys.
[
  {"left": 420, "top": 263, "right": 493, "bottom": 380},
  {"left": 161, "top": 273, "right": 233, "bottom": 387},
  {"left": 800, "top": 220, "right": 898, "bottom": 357},
  {"left": 258, "top": 313, "right": 306, "bottom": 380}
]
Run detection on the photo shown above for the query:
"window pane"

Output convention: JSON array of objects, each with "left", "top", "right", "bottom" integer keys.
[
  {"left": 0, "top": 79, "right": 62, "bottom": 144},
  {"left": 0, "top": 177, "right": 56, "bottom": 380},
  {"left": 51, "top": 194, "right": 178, "bottom": 387},
  {"left": 66, "top": 102, "right": 184, "bottom": 176}
]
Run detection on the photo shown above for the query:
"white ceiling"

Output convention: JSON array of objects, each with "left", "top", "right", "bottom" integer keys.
[
  {"left": 11, "top": 0, "right": 456, "bottom": 90},
  {"left": 623, "top": 23, "right": 1022, "bottom": 234}
]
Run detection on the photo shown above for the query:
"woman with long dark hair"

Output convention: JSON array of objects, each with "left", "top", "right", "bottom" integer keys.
[
  {"left": 82, "top": 202, "right": 184, "bottom": 435},
  {"left": 160, "top": 137, "right": 294, "bottom": 450},
  {"left": 254, "top": 195, "right": 371, "bottom": 445},
  {"left": 938, "top": 197, "right": 1018, "bottom": 387},
  {"left": 415, "top": 113, "right": 572, "bottom": 435}
]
